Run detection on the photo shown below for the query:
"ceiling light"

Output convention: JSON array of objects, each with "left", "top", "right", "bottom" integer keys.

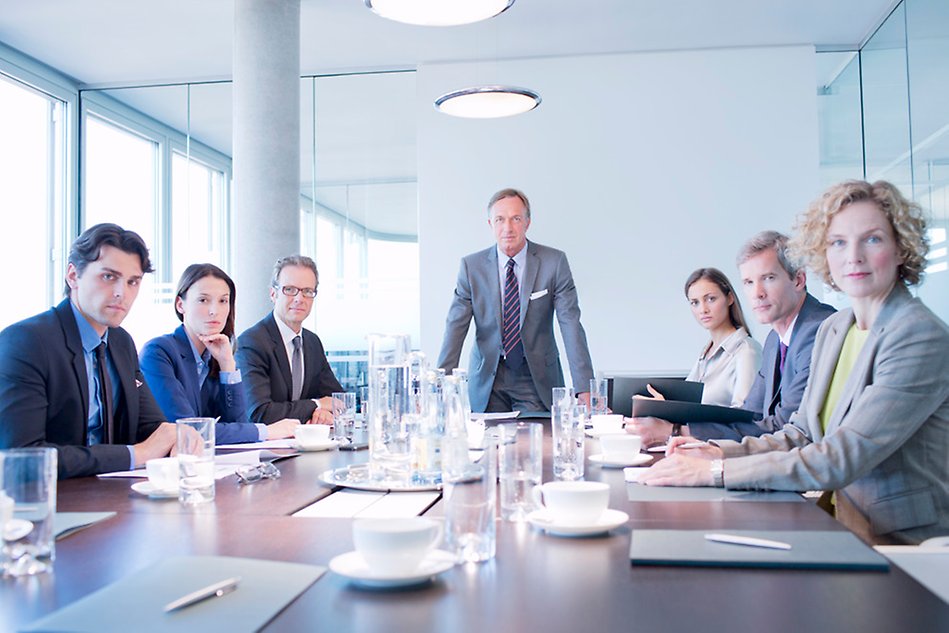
[
  {"left": 434, "top": 86, "right": 541, "bottom": 119},
  {"left": 365, "top": 0, "right": 515, "bottom": 27}
]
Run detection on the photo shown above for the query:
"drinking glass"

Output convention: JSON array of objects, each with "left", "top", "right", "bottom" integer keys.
[
  {"left": 498, "top": 422, "right": 542, "bottom": 521},
  {"left": 1, "top": 448, "right": 57, "bottom": 576},
  {"left": 589, "top": 378, "right": 609, "bottom": 417},
  {"left": 444, "top": 439, "right": 497, "bottom": 563},
  {"left": 177, "top": 417, "right": 215, "bottom": 504},
  {"left": 553, "top": 402, "right": 585, "bottom": 481},
  {"left": 356, "top": 385, "right": 370, "bottom": 428},
  {"left": 367, "top": 333, "right": 412, "bottom": 484},
  {"left": 332, "top": 391, "right": 357, "bottom": 445}
]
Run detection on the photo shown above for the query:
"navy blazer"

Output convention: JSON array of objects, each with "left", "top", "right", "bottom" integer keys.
[
  {"left": 139, "top": 325, "right": 257, "bottom": 444},
  {"left": 236, "top": 313, "right": 343, "bottom": 424},
  {"left": 0, "top": 299, "right": 165, "bottom": 479},
  {"left": 691, "top": 293, "right": 836, "bottom": 442}
]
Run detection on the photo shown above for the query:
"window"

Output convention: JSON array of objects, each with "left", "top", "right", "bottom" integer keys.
[{"left": 0, "top": 73, "right": 67, "bottom": 327}]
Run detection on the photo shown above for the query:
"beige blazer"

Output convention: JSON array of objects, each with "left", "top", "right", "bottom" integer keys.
[{"left": 718, "top": 285, "right": 949, "bottom": 544}]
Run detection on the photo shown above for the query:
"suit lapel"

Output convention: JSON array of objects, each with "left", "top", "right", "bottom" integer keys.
[
  {"left": 172, "top": 326, "right": 202, "bottom": 413},
  {"left": 806, "top": 313, "right": 851, "bottom": 441},
  {"left": 265, "top": 315, "right": 294, "bottom": 395},
  {"left": 55, "top": 301, "right": 90, "bottom": 421},
  {"left": 486, "top": 248, "right": 502, "bottom": 328},
  {"left": 109, "top": 334, "right": 136, "bottom": 443},
  {"left": 520, "top": 242, "right": 539, "bottom": 322}
]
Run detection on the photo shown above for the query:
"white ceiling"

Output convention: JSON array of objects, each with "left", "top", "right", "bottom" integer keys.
[{"left": 0, "top": 0, "right": 899, "bottom": 234}]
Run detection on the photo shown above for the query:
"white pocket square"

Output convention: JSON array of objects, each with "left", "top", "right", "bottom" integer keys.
[
  {"left": 135, "top": 379, "right": 143, "bottom": 388},
  {"left": 530, "top": 289, "right": 549, "bottom": 300}
]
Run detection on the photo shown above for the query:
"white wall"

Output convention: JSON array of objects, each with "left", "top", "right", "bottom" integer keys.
[{"left": 417, "top": 46, "right": 819, "bottom": 385}]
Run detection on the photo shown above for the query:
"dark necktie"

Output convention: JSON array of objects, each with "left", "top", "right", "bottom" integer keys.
[
  {"left": 502, "top": 258, "right": 524, "bottom": 370},
  {"left": 94, "top": 342, "right": 114, "bottom": 444},
  {"left": 291, "top": 335, "right": 304, "bottom": 400},
  {"left": 778, "top": 342, "right": 789, "bottom": 374}
]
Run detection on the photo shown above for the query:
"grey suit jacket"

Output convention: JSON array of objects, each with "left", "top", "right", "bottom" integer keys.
[
  {"left": 717, "top": 285, "right": 949, "bottom": 544},
  {"left": 236, "top": 313, "right": 343, "bottom": 424},
  {"left": 437, "top": 240, "right": 594, "bottom": 412},
  {"left": 691, "top": 293, "right": 835, "bottom": 442}
]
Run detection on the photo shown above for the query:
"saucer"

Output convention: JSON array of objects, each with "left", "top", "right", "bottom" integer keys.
[
  {"left": 589, "top": 453, "right": 652, "bottom": 468},
  {"left": 294, "top": 438, "right": 339, "bottom": 452},
  {"left": 130, "top": 481, "right": 178, "bottom": 499},
  {"left": 585, "top": 429, "right": 626, "bottom": 439},
  {"left": 527, "top": 508, "right": 629, "bottom": 537},
  {"left": 329, "top": 549, "right": 455, "bottom": 588}
]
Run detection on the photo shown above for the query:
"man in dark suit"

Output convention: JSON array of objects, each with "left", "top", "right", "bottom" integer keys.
[
  {"left": 437, "top": 188, "right": 594, "bottom": 413},
  {"left": 628, "top": 231, "right": 835, "bottom": 444},
  {"left": 0, "top": 224, "right": 176, "bottom": 479},
  {"left": 236, "top": 255, "right": 342, "bottom": 425}
]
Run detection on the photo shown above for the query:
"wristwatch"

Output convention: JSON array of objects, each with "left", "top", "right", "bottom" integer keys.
[{"left": 710, "top": 459, "right": 724, "bottom": 488}]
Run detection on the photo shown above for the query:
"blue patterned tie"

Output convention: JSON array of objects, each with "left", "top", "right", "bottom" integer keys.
[{"left": 502, "top": 258, "right": 524, "bottom": 370}]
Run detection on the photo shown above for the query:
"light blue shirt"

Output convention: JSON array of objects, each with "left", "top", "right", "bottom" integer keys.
[
  {"left": 69, "top": 301, "right": 136, "bottom": 467},
  {"left": 496, "top": 243, "right": 528, "bottom": 327},
  {"left": 185, "top": 336, "right": 265, "bottom": 440}
]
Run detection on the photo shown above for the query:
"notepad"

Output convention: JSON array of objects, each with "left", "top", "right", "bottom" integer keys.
[
  {"left": 23, "top": 555, "right": 326, "bottom": 633},
  {"left": 632, "top": 399, "right": 755, "bottom": 425},
  {"left": 624, "top": 481, "right": 804, "bottom": 503},
  {"left": 630, "top": 529, "right": 889, "bottom": 571}
]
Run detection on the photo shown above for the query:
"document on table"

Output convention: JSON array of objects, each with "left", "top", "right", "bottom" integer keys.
[
  {"left": 53, "top": 512, "right": 117, "bottom": 540},
  {"left": 875, "top": 546, "right": 949, "bottom": 604},
  {"left": 623, "top": 471, "right": 803, "bottom": 503},
  {"left": 97, "top": 450, "right": 281, "bottom": 480},
  {"left": 630, "top": 529, "right": 889, "bottom": 571},
  {"left": 293, "top": 490, "right": 440, "bottom": 519},
  {"left": 23, "top": 555, "right": 326, "bottom": 633},
  {"left": 216, "top": 439, "right": 297, "bottom": 450},
  {"left": 471, "top": 411, "right": 520, "bottom": 421}
]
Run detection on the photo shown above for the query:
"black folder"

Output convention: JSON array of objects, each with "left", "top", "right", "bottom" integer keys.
[
  {"left": 608, "top": 377, "right": 704, "bottom": 417},
  {"left": 631, "top": 398, "right": 755, "bottom": 425}
]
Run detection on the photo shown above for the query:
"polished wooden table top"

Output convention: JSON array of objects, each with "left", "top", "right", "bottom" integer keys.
[{"left": 5, "top": 432, "right": 948, "bottom": 632}]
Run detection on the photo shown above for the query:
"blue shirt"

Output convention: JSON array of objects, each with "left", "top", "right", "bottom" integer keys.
[
  {"left": 69, "top": 301, "right": 136, "bottom": 466},
  {"left": 185, "top": 336, "right": 264, "bottom": 440}
]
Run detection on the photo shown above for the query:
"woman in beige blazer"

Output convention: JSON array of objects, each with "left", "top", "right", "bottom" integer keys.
[{"left": 642, "top": 180, "right": 949, "bottom": 545}]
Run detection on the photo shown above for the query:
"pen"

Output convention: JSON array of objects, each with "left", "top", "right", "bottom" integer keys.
[
  {"left": 704, "top": 533, "right": 792, "bottom": 550},
  {"left": 164, "top": 576, "right": 242, "bottom": 613},
  {"left": 674, "top": 441, "right": 708, "bottom": 450}
]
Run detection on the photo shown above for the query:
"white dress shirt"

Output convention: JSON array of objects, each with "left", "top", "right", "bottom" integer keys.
[{"left": 686, "top": 327, "right": 762, "bottom": 408}]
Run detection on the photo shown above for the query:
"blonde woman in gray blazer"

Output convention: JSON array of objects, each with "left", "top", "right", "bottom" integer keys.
[{"left": 642, "top": 180, "right": 949, "bottom": 545}]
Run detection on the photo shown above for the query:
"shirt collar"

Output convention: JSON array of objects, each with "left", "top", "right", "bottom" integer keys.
[
  {"left": 496, "top": 242, "right": 528, "bottom": 268},
  {"left": 272, "top": 312, "right": 301, "bottom": 347},
  {"left": 69, "top": 300, "right": 108, "bottom": 352},
  {"left": 185, "top": 334, "right": 210, "bottom": 368},
  {"left": 778, "top": 312, "right": 800, "bottom": 347},
  {"left": 718, "top": 327, "right": 750, "bottom": 354}
]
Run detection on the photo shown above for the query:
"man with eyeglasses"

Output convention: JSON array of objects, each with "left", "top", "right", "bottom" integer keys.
[{"left": 236, "top": 255, "right": 342, "bottom": 425}]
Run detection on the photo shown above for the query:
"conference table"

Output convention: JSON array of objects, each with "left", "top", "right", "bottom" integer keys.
[{"left": 5, "top": 421, "right": 948, "bottom": 632}]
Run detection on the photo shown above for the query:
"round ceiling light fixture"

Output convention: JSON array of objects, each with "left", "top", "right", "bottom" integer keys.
[
  {"left": 365, "top": 0, "right": 515, "bottom": 27},
  {"left": 434, "top": 86, "right": 541, "bottom": 119}
]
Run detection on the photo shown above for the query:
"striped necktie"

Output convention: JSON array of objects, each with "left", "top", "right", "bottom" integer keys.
[{"left": 502, "top": 258, "right": 524, "bottom": 370}]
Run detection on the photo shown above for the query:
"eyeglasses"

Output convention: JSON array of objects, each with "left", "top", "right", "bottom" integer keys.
[
  {"left": 235, "top": 461, "right": 281, "bottom": 484},
  {"left": 275, "top": 285, "right": 317, "bottom": 298}
]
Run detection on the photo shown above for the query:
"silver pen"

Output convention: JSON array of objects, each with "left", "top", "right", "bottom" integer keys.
[
  {"left": 164, "top": 576, "right": 242, "bottom": 613},
  {"left": 704, "top": 533, "right": 792, "bottom": 550}
]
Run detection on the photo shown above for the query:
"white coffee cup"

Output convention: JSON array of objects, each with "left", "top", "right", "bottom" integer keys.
[
  {"left": 352, "top": 517, "right": 443, "bottom": 574},
  {"left": 145, "top": 457, "right": 178, "bottom": 491},
  {"left": 531, "top": 481, "right": 610, "bottom": 524},
  {"left": 295, "top": 424, "right": 331, "bottom": 446},
  {"left": 590, "top": 414, "right": 625, "bottom": 434},
  {"left": 599, "top": 433, "right": 642, "bottom": 460}
]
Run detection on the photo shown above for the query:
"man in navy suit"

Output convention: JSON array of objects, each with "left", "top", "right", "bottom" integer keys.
[
  {"left": 628, "top": 231, "right": 835, "bottom": 444},
  {"left": 236, "top": 255, "right": 343, "bottom": 425},
  {"left": 0, "top": 224, "right": 176, "bottom": 478}
]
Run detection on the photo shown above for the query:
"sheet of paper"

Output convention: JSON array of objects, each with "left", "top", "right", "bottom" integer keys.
[
  {"left": 470, "top": 411, "right": 520, "bottom": 421},
  {"left": 292, "top": 490, "right": 385, "bottom": 518},
  {"left": 98, "top": 451, "right": 272, "bottom": 481},
  {"left": 875, "top": 546, "right": 949, "bottom": 604},
  {"left": 215, "top": 439, "right": 297, "bottom": 450},
  {"left": 53, "top": 512, "right": 117, "bottom": 540}
]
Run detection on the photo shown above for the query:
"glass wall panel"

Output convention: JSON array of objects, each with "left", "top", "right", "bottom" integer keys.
[
  {"left": 861, "top": 2, "right": 913, "bottom": 189},
  {"left": 906, "top": 0, "right": 949, "bottom": 318},
  {"left": 0, "top": 74, "right": 66, "bottom": 326},
  {"left": 816, "top": 52, "right": 864, "bottom": 187}
]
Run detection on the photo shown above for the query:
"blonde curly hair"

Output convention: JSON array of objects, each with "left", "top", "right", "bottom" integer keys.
[{"left": 789, "top": 180, "right": 929, "bottom": 289}]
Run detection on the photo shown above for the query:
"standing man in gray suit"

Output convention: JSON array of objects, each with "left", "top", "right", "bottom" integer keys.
[{"left": 437, "top": 188, "right": 595, "bottom": 413}]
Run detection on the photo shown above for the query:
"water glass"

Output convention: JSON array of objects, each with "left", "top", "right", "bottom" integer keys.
[
  {"left": 444, "top": 440, "right": 497, "bottom": 563},
  {"left": 177, "top": 417, "right": 215, "bottom": 504},
  {"left": 357, "top": 385, "right": 370, "bottom": 428},
  {"left": 332, "top": 391, "right": 357, "bottom": 445},
  {"left": 551, "top": 386, "right": 574, "bottom": 412},
  {"left": 367, "top": 333, "right": 413, "bottom": 484},
  {"left": 498, "top": 421, "right": 543, "bottom": 521},
  {"left": 590, "top": 378, "right": 609, "bottom": 416},
  {"left": 1, "top": 448, "right": 57, "bottom": 576},
  {"left": 552, "top": 402, "right": 585, "bottom": 481}
]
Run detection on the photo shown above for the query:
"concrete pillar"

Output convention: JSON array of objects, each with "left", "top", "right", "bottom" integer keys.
[{"left": 232, "top": 0, "right": 300, "bottom": 331}]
